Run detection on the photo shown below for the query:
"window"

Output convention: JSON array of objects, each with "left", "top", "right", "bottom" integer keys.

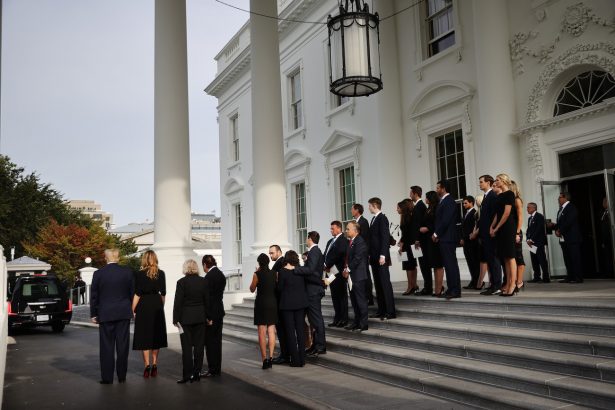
[
  {"left": 289, "top": 71, "right": 303, "bottom": 130},
  {"left": 339, "top": 166, "right": 356, "bottom": 224},
  {"left": 425, "top": 0, "right": 455, "bottom": 57},
  {"left": 294, "top": 182, "right": 308, "bottom": 254},
  {"left": 554, "top": 71, "right": 615, "bottom": 117},
  {"left": 233, "top": 203, "right": 242, "bottom": 264},
  {"left": 435, "top": 129, "right": 466, "bottom": 200},
  {"left": 230, "top": 114, "right": 239, "bottom": 162}
]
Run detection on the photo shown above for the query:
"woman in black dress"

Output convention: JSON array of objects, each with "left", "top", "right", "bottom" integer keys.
[
  {"left": 420, "top": 191, "right": 445, "bottom": 296},
  {"left": 511, "top": 180, "right": 526, "bottom": 292},
  {"left": 249, "top": 253, "right": 278, "bottom": 369},
  {"left": 277, "top": 250, "right": 308, "bottom": 367},
  {"left": 490, "top": 174, "right": 517, "bottom": 296},
  {"left": 398, "top": 199, "right": 418, "bottom": 295},
  {"left": 132, "top": 250, "right": 168, "bottom": 377}
]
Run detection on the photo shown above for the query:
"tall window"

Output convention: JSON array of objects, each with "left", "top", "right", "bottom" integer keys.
[
  {"left": 294, "top": 182, "right": 308, "bottom": 254},
  {"left": 425, "top": 0, "right": 455, "bottom": 57},
  {"left": 339, "top": 166, "right": 356, "bottom": 224},
  {"left": 554, "top": 71, "right": 615, "bottom": 117},
  {"left": 435, "top": 129, "right": 465, "bottom": 200},
  {"left": 289, "top": 71, "right": 303, "bottom": 130},
  {"left": 234, "top": 203, "right": 242, "bottom": 264},
  {"left": 230, "top": 114, "right": 239, "bottom": 161}
]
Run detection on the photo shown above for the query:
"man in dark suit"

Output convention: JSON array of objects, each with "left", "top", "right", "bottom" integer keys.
[
  {"left": 599, "top": 197, "right": 613, "bottom": 277},
  {"left": 343, "top": 221, "right": 369, "bottom": 332},
  {"left": 433, "top": 180, "right": 462, "bottom": 299},
  {"left": 478, "top": 175, "right": 504, "bottom": 296},
  {"left": 551, "top": 192, "right": 583, "bottom": 283},
  {"left": 367, "top": 197, "right": 396, "bottom": 319},
  {"left": 323, "top": 221, "right": 348, "bottom": 327},
  {"left": 352, "top": 203, "right": 373, "bottom": 305},
  {"left": 460, "top": 196, "right": 480, "bottom": 289},
  {"left": 269, "top": 245, "right": 289, "bottom": 365},
  {"left": 90, "top": 248, "right": 134, "bottom": 384},
  {"left": 295, "top": 231, "right": 327, "bottom": 356},
  {"left": 410, "top": 186, "right": 433, "bottom": 296},
  {"left": 526, "top": 202, "right": 550, "bottom": 283},
  {"left": 202, "top": 255, "right": 226, "bottom": 376}
]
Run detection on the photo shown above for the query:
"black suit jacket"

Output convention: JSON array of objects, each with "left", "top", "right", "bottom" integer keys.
[
  {"left": 479, "top": 190, "right": 497, "bottom": 239},
  {"left": 324, "top": 235, "right": 348, "bottom": 274},
  {"left": 461, "top": 208, "right": 477, "bottom": 241},
  {"left": 357, "top": 216, "right": 370, "bottom": 252},
  {"left": 435, "top": 194, "right": 458, "bottom": 243},
  {"left": 295, "top": 245, "right": 325, "bottom": 296},
  {"left": 526, "top": 212, "right": 547, "bottom": 246},
  {"left": 556, "top": 202, "right": 582, "bottom": 244},
  {"left": 205, "top": 266, "right": 226, "bottom": 320},
  {"left": 277, "top": 267, "right": 309, "bottom": 310},
  {"left": 368, "top": 213, "right": 391, "bottom": 264},
  {"left": 173, "top": 275, "right": 210, "bottom": 325},
  {"left": 90, "top": 263, "right": 134, "bottom": 323},
  {"left": 347, "top": 236, "right": 368, "bottom": 281}
]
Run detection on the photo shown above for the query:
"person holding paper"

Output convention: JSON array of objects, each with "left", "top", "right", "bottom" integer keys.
[
  {"left": 352, "top": 203, "right": 374, "bottom": 305},
  {"left": 526, "top": 202, "right": 550, "bottom": 283},
  {"left": 294, "top": 231, "right": 327, "bottom": 356},
  {"left": 420, "top": 191, "right": 445, "bottom": 296},
  {"left": 398, "top": 199, "right": 418, "bottom": 295},
  {"left": 460, "top": 196, "right": 480, "bottom": 289},
  {"left": 323, "top": 221, "right": 349, "bottom": 328},
  {"left": 433, "top": 181, "right": 462, "bottom": 300},
  {"left": 410, "top": 186, "right": 434, "bottom": 296},
  {"left": 343, "top": 221, "right": 369, "bottom": 332},
  {"left": 549, "top": 192, "right": 583, "bottom": 283},
  {"left": 173, "top": 259, "right": 210, "bottom": 383}
]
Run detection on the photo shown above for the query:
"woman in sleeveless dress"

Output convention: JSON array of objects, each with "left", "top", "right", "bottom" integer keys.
[
  {"left": 490, "top": 174, "right": 517, "bottom": 296},
  {"left": 250, "top": 253, "right": 278, "bottom": 369}
]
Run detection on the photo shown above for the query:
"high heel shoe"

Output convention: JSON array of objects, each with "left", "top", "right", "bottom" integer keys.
[
  {"left": 475, "top": 283, "right": 485, "bottom": 290},
  {"left": 432, "top": 286, "right": 445, "bottom": 297},
  {"left": 262, "top": 359, "right": 270, "bottom": 370},
  {"left": 515, "top": 282, "right": 524, "bottom": 293},
  {"left": 403, "top": 287, "right": 419, "bottom": 295},
  {"left": 150, "top": 365, "right": 158, "bottom": 377},
  {"left": 500, "top": 290, "right": 516, "bottom": 297},
  {"left": 143, "top": 365, "right": 151, "bottom": 378}
]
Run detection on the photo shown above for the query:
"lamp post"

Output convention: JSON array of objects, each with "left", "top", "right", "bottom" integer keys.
[{"left": 327, "top": 0, "right": 382, "bottom": 97}]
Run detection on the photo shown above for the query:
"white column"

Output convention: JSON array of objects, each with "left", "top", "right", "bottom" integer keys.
[
  {"left": 246, "top": 0, "right": 290, "bottom": 288},
  {"left": 472, "top": 0, "right": 520, "bottom": 178},
  {"left": 153, "top": 0, "right": 196, "bottom": 330}
]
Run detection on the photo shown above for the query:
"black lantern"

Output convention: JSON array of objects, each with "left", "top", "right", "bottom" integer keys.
[{"left": 327, "top": 0, "right": 382, "bottom": 97}]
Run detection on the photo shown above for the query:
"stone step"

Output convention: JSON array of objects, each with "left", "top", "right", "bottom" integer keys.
[
  {"left": 230, "top": 302, "right": 615, "bottom": 337},
  {"left": 223, "top": 315, "right": 615, "bottom": 383},
  {"left": 222, "top": 328, "right": 592, "bottom": 410},
  {"left": 225, "top": 307, "right": 615, "bottom": 358}
]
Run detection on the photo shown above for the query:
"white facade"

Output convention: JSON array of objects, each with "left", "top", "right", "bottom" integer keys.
[{"left": 207, "top": 0, "right": 615, "bottom": 289}]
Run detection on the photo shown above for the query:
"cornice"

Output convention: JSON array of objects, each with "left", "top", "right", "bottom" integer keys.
[{"left": 205, "top": 47, "right": 251, "bottom": 98}]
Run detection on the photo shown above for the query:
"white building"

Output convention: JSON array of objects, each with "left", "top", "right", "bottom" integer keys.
[
  {"left": 67, "top": 199, "right": 114, "bottom": 230},
  {"left": 206, "top": 0, "right": 615, "bottom": 290}
]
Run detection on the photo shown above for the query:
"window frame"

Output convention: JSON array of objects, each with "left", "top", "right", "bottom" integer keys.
[
  {"left": 233, "top": 203, "right": 242, "bottom": 265},
  {"left": 293, "top": 182, "right": 308, "bottom": 254},
  {"left": 338, "top": 165, "right": 356, "bottom": 225},
  {"left": 289, "top": 70, "right": 303, "bottom": 131},
  {"left": 425, "top": 0, "right": 455, "bottom": 58},
  {"left": 230, "top": 113, "right": 239, "bottom": 162}
]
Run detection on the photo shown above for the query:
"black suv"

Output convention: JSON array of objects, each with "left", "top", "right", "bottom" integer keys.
[{"left": 8, "top": 274, "right": 72, "bottom": 332}]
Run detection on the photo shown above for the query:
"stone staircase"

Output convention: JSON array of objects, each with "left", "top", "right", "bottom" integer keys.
[{"left": 223, "top": 292, "right": 615, "bottom": 409}]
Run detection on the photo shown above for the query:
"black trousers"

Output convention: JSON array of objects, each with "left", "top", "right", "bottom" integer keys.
[
  {"left": 180, "top": 323, "right": 205, "bottom": 379},
  {"left": 440, "top": 242, "right": 461, "bottom": 296},
  {"left": 99, "top": 319, "right": 130, "bottom": 383},
  {"left": 418, "top": 239, "right": 433, "bottom": 291},
  {"left": 462, "top": 239, "right": 480, "bottom": 286},
  {"left": 481, "top": 236, "right": 502, "bottom": 290},
  {"left": 350, "top": 279, "right": 368, "bottom": 328},
  {"left": 530, "top": 245, "right": 550, "bottom": 280},
  {"left": 281, "top": 309, "right": 306, "bottom": 366},
  {"left": 330, "top": 276, "right": 348, "bottom": 323},
  {"left": 306, "top": 293, "right": 326, "bottom": 351},
  {"left": 205, "top": 319, "right": 223, "bottom": 374},
  {"left": 370, "top": 262, "right": 396, "bottom": 316},
  {"left": 560, "top": 242, "right": 583, "bottom": 282}
]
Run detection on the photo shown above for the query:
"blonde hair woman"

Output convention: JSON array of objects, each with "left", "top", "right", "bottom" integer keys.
[
  {"left": 511, "top": 181, "right": 526, "bottom": 292},
  {"left": 132, "top": 250, "right": 168, "bottom": 378},
  {"left": 490, "top": 174, "right": 518, "bottom": 296}
]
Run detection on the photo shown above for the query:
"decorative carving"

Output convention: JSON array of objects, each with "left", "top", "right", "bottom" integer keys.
[
  {"left": 353, "top": 146, "right": 361, "bottom": 178},
  {"left": 417, "top": 70, "right": 423, "bottom": 82},
  {"left": 414, "top": 119, "right": 422, "bottom": 158},
  {"left": 509, "top": 31, "right": 560, "bottom": 76},
  {"left": 525, "top": 132, "right": 544, "bottom": 182},
  {"left": 561, "top": 2, "right": 615, "bottom": 37},
  {"left": 535, "top": 8, "right": 547, "bottom": 23},
  {"left": 324, "top": 157, "right": 330, "bottom": 185},
  {"left": 525, "top": 42, "right": 615, "bottom": 124},
  {"left": 462, "top": 100, "right": 472, "bottom": 141}
]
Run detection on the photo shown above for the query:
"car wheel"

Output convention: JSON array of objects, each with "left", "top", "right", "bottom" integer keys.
[{"left": 51, "top": 322, "right": 65, "bottom": 333}]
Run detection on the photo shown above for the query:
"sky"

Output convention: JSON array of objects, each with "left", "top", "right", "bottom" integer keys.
[{"left": 1, "top": 0, "right": 250, "bottom": 226}]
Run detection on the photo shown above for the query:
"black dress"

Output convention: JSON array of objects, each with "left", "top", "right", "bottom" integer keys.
[
  {"left": 133, "top": 270, "right": 168, "bottom": 350},
  {"left": 513, "top": 198, "right": 526, "bottom": 266},
  {"left": 495, "top": 191, "right": 516, "bottom": 259},
  {"left": 422, "top": 209, "right": 443, "bottom": 269},
  {"left": 253, "top": 268, "right": 278, "bottom": 326},
  {"left": 400, "top": 217, "right": 417, "bottom": 270}
]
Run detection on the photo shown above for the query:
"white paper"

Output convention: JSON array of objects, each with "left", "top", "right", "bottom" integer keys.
[
  {"left": 329, "top": 265, "right": 339, "bottom": 275},
  {"left": 410, "top": 245, "right": 423, "bottom": 259},
  {"left": 347, "top": 275, "right": 353, "bottom": 292},
  {"left": 400, "top": 252, "right": 409, "bottom": 262},
  {"left": 529, "top": 245, "right": 538, "bottom": 254},
  {"left": 326, "top": 273, "right": 336, "bottom": 285},
  {"left": 177, "top": 323, "right": 184, "bottom": 335}
]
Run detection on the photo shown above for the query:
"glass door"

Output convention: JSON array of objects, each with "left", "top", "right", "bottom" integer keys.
[
  {"left": 540, "top": 181, "right": 567, "bottom": 278},
  {"left": 604, "top": 169, "right": 615, "bottom": 277}
]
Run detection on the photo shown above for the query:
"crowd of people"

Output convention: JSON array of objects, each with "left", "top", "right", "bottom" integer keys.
[{"left": 90, "top": 249, "right": 226, "bottom": 384}]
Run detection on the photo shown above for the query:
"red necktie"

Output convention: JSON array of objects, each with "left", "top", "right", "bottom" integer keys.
[{"left": 345, "top": 239, "right": 353, "bottom": 267}]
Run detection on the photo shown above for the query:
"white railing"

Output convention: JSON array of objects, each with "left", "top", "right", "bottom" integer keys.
[{"left": 223, "top": 268, "right": 243, "bottom": 291}]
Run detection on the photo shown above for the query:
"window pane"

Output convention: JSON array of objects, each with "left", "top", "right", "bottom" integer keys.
[
  {"left": 447, "top": 155, "right": 456, "bottom": 177},
  {"left": 456, "top": 152, "right": 465, "bottom": 173},
  {"left": 445, "top": 133, "right": 455, "bottom": 154},
  {"left": 459, "top": 175, "right": 467, "bottom": 198}
]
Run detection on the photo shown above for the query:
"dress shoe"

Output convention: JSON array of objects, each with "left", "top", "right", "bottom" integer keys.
[
  {"left": 190, "top": 373, "right": 201, "bottom": 382},
  {"left": 271, "top": 356, "right": 290, "bottom": 365},
  {"left": 352, "top": 326, "right": 368, "bottom": 332},
  {"left": 527, "top": 278, "right": 542, "bottom": 283},
  {"left": 414, "top": 288, "right": 432, "bottom": 296},
  {"left": 542, "top": 279, "right": 551, "bottom": 283},
  {"left": 491, "top": 289, "right": 502, "bottom": 295},
  {"left": 201, "top": 371, "right": 219, "bottom": 378},
  {"left": 369, "top": 313, "right": 381, "bottom": 318},
  {"left": 382, "top": 314, "right": 396, "bottom": 320},
  {"left": 327, "top": 321, "right": 338, "bottom": 327},
  {"left": 336, "top": 321, "right": 348, "bottom": 328},
  {"left": 118, "top": 378, "right": 126, "bottom": 383},
  {"left": 446, "top": 294, "right": 461, "bottom": 300},
  {"left": 99, "top": 380, "right": 113, "bottom": 385},
  {"left": 462, "top": 283, "right": 476, "bottom": 289},
  {"left": 143, "top": 365, "right": 151, "bottom": 378},
  {"left": 480, "top": 288, "right": 494, "bottom": 295},
  {"left": 558, "top": 279, "right": 571, "bottom": 283},
  {"left": 150, "top": 365, "right": 158, "bottom": 377},
  {"left": 177, "top": 378, "right": 190, "bottom": 384},
  {"left": 344, "top": 324, "right": 358, "bottom": 331},
  {"left": 309, "top": 349, "right": 326, "bottom": 356},
  {"left": 305, "top": 346, "right": 316, "bottom": 355}
]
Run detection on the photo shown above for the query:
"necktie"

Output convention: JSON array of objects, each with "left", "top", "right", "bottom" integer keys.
[
  {"left": 370, "top": 216, "right": 375, "bottom": 226},
  {"left": 345, "top": 239, "right": 353, "bottom": 267},
  {"left": 557, "top": 206, "right": 563, "bottom": 222}
]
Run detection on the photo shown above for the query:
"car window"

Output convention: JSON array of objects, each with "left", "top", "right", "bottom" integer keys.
[{"left": 20, "top": 280, "right": 61, "bottom": 298}]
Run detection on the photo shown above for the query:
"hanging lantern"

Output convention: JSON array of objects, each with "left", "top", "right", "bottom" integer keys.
[{"left": 327, "top": 0, "right": 382, "bottom": 97}]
